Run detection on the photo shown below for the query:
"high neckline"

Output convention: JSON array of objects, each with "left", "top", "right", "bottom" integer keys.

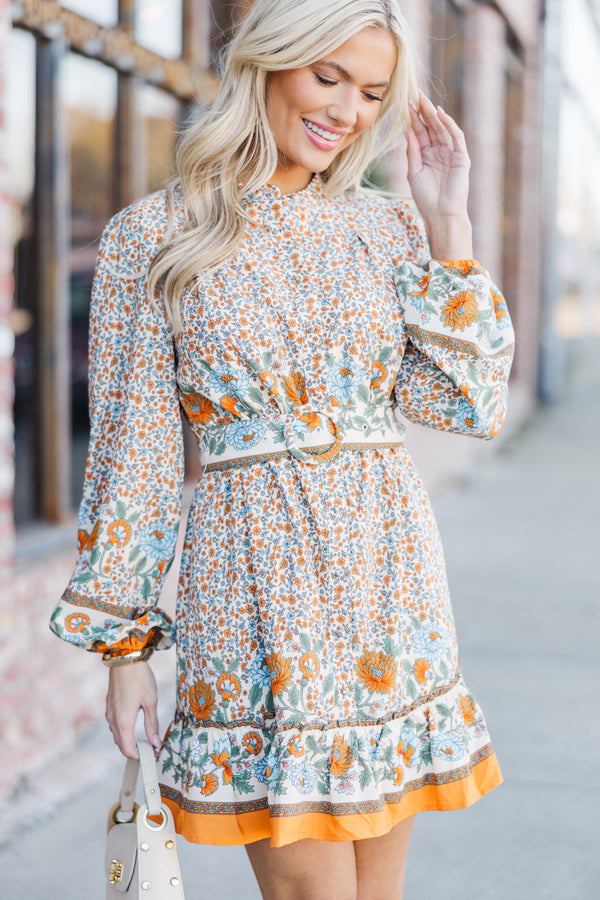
[{"left": 242, "top": 173, "right": 326, "bottom": 205}]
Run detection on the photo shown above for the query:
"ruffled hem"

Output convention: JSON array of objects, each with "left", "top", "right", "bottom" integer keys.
[
  {"left": 157, "top": 677, "right": 501, "bottom": 846},
  {"left": 161, "top": 746, "right": 501, "bottom": 847}
]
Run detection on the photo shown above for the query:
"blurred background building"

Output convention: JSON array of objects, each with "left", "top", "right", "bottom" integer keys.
[{"left": 0, "top": 0, "right": 599, "bottom": 807}]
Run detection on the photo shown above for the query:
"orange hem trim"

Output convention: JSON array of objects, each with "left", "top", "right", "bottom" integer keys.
[{"left": 161, "top": 750, "right": 502, "bottom": 848}]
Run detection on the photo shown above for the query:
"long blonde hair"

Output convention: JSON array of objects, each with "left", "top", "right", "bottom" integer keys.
[{"left": 148, "top": 0, "right": 419, "bottom": 332}]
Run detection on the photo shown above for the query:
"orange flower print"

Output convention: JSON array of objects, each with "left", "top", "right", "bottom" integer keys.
[
  {"left": 330, "top": 735, "right": 353, "bottom": 778},
  {"left": 65, "top": 613, "right": 90, "bottom": 633},
  {"left": 77, "top": 521, "right": 100, "bottom": 552},
  {"left": 107, "top": 520, "right": 131, "bottom": 547},
  {"left": 299, "top": 652, "right": 319, "bottom": 680},
  {"left": 491, "top": 288, "right": 508, "bottom": 320},
  {"left": 446, "top": 259, "right": 481, "bottom": 277},
  {"left": 217, "top": 673, "right": 241, "bottom": 701},
  {"left": 414, "top": 659, "right": 430, "bottom": 685},
  {"left": 370, "top": 361, "right": 387, "bottom": 389},
  {"left": 296, "top": 410, "right": 320, "bottom": 431},
  {"left": 180, "top": 391, "right": 214, "bottom": 426},
  {"left": 242, "top": 732, "right": 262, "bottom": 755},
  {"left": 265, "top": 653, "right": 293, "bottom": 695},
  {"left": 283, "top": 371, "right": 308, "bottom": 407},
  {"left": 199, "top": 774, "right": 218, "bottom": 796},
  {"left": 286, "top": 736, "right": 304, "bottom": 757},
  {"left": 458, "top": 694, "right": 477, "bottom": 726},
  {"left": 210, "top": 751, "right": 233, "bottom": 784},
  {"left": 393, "top": 766, "right": 404, "bottom": 786},
  {"left": 259, "top": 370, "right": 279, "bottom": 396},
  {"left": 188, "top": 681, "right": 216, "bottom": 721},
  {"left": 221, "top": 395, "right": 242, "bottom": 418},
  {"left": 408, "top": 272, "right": 430, "bottom": 302},
  {"left": 356, "top": 651, "right": 397, "bottom": 694},
  {"left": 441, "top": 291, "right": 479, "bottom": 331},
  {"left": 397, "top": 738, "right": 417, "bottom": 767}
]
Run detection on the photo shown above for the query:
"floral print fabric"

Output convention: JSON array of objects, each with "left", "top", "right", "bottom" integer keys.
[{"left": 50, "top": 174, "right": 514, "bottom": 845}]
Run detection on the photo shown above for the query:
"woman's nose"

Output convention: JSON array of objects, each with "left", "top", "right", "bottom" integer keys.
[{"left": 327, "top": 87, "right": 359, "bottom": 128}]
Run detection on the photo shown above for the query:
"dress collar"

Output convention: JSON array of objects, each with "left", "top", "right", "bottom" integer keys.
[{"left": 241, "top": 173, "right": 328, "bottom": 233}]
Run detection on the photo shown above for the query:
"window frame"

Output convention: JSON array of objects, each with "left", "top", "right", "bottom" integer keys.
[{"left": 10, "top": 0, "right": 218, "bottom": 536}]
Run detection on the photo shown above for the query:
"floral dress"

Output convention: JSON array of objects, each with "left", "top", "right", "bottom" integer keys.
[{"left": 50, "top": 174, "right": 515, "bottom": 847}]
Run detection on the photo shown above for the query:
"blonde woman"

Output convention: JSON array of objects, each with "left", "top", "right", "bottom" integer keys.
[{"left": 50, "top": 0, "right": 515, "bottom": 896}]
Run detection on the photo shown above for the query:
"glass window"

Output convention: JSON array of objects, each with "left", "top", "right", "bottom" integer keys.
[
  {"left": 60, "top": 54, "right": 117, "bottom": 509},
  {"left": 9, "top": 28, "right": 37, "bottom": 525},
  {"left": 60, "top": 0, "right": 118, "bottom": 27},
  {"left": 135, "top": 0, "right": 182, "bottom": 60},
  {"left": 138, "top": 83, "right": 180, "bottom": 194}
]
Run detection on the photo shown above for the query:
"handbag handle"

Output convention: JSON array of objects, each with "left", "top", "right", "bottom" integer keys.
[{"left": 115, "top": 740, "right": 162, "bottom": 821}]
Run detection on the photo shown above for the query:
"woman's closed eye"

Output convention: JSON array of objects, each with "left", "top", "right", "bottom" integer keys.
[{"left": 314, "top": 73, "right": 383, "bottom": 103}]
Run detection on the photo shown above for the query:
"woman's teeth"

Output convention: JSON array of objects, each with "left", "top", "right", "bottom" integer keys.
[{"left": 303, "top": 119, "right": 342, "bottom": 141}]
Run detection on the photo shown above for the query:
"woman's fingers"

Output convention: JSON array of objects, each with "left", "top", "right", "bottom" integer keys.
[
  {"left": 436, "top": 105, "right": 469, "bottom": 156},
  {"left": 408, "top": 101, "right": 431, "bottom": 150},
  {"left": 417, "top": 90, "right": 453, "bottom": 148}
]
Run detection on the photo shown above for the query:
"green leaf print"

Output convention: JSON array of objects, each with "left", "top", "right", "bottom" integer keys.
[
  {"left": 322, "top": 673, "right": 335, "bottom": 695},
  {"left": 306, "top": 735, "right": 318, "bottom": 753},
  {"left": 248, "top": 387, "right": 264, "bottom": 404},
  {"left": 405, "top": 680, "right": 417, "bottom": 700},
  {"left": 116, "top": 500, "right": 126, "bottom": 519},
  {"left": 436, "top": 702, "right": 452, "bottom": 718},
  {"left": 212, "top": 657, "right": 226, "bottom": 675},
  {"left": 300, "top": 634, "right": 312, "bottom": 652},
  {"left": 359, "top": 767, "right": 371, "bottom": 791},
  {"left": 288, "top": 685, "right": 300, "bottom": 707},
  {"left": 248, "top": 684, "right": 262, "bottom": 707},
  {"left": 378, "top": 347, "right": 394, "bottom": 363}
]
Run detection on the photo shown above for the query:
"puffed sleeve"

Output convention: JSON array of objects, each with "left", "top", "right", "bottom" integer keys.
[
  {"left": 49, "top": 202, "right": 184, "bottom": 653},
  {"left": 392, "top": 205, "right": 515, "bottom": 439}
]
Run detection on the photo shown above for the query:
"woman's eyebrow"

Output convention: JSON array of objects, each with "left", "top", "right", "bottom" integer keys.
[{"left": 317, "top": 59, "right": 390, "bottom": 89}]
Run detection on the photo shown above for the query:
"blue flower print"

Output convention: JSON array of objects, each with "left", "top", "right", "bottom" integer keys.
[
  {"left": 367, "top": 730, "right": 383, "bottom": 761},
  {"left": 190, "top": 736, "right": 207, "bottom": 762},
  {"left": 397, "top": 726, "right": 422, "bottom": 768},
  {"left": 412, "top": 625, "right": 449, "bottom": 661},
  {"left": 289, "top": 761, "right": 317, "bottom": 795},
  {"left": 225, "top": 419, "right": 266, "bottom": 451},
  {"left": 254, "top": 752, "right": 280, "bottom": 788},
  {"left": 335, "top": 773, "right": 357, "bottom": 795},
  {"left": 454, "top": 399, "right": 480, "bottom": 430},
  {"left": 208, "top": 366, "right": 250, "bottom": 398},
  {"left": 327, "top": 357, "right": 365, "bottom": 401},
  {"left": 430, "top": 731, "right": 466, "bottom": 762},
  {"left": 249, "top": 657, "right": 272, "bottom": 687},
  {"left": 137, "top": 525, "right": 177, "bottom": 561},
  {"left": 213, "top": 737, "right": 232, "bottom": 756}
]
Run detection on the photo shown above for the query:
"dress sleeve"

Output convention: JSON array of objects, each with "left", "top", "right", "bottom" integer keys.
[
  {"left": 391, "top": 205, "right": 515, "bottom": 439},
  {"left": 49, "top": 205, "right": 184, "bottom": 654}
]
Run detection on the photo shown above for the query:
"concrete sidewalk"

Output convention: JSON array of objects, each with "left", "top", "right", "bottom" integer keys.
[{"left": 1, "top": 341, "right": 598, "bottom": 899}]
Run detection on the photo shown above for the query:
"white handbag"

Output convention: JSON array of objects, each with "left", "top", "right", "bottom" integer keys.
[{"left": 105, "top": 739, "right": 185, "bottom": 899}]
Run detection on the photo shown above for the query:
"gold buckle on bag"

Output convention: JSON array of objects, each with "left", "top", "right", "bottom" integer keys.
[{"left": 108, "top": 859, "right": 124, "bottom": 884}]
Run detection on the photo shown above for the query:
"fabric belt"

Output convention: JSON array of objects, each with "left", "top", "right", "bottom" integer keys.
[{"left": 199, "top": 403, "right": 406, "bottom": 471}]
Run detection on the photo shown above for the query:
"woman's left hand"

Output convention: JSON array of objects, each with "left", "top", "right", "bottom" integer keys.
[{"left": 406, "top": 90, "right": 473, "bottom": 259}]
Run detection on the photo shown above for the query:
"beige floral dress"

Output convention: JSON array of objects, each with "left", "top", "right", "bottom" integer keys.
[{"left": 50, "top": 174, "right": 515, "bottom": 846}]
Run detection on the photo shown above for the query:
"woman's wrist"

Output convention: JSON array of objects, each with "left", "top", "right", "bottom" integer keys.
[
  {"left": 426, "top": 214, "right": 473, "bottom": 261},
  {"left": 102, "top": 647, "right": 155, "bottom": 668}
]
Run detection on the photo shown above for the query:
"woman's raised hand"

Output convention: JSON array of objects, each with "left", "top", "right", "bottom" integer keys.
[{"left": 406, "top": 90, "right": 473, "bottom": 260}]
